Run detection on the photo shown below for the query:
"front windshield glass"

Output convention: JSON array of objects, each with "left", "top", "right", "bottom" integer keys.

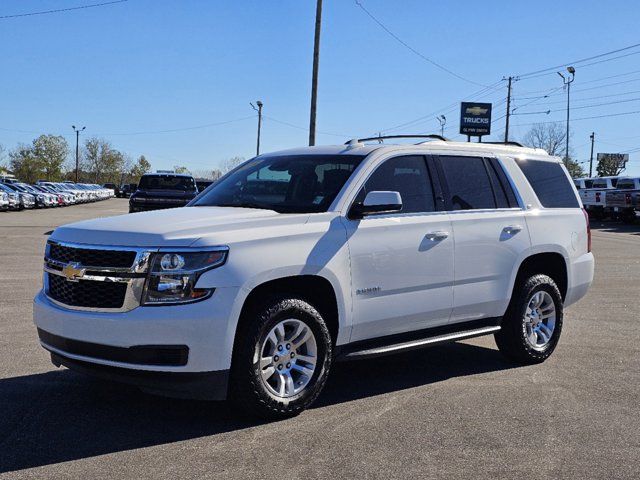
[
  {"left": 139, "top": 175, "right": 196, "bottom": 191},
  {"left": 191, "top": 154, "right": 365, "bottom": 213}
]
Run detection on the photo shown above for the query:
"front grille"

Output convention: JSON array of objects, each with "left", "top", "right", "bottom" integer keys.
[
  {"left": 48, "top": 243, "right": 137, "bottom": 268},
  {"left": 48, "top": 273, "right": 127, "bottom": 309}
]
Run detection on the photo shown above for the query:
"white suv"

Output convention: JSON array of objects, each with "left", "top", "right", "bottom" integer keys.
[{"left": 34, "top": 136, "right": 594, "bottom": 418}]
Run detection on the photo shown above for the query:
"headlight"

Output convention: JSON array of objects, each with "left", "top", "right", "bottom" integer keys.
[{"left": 142, "top": 248, "right": 228, "bottom": 305}]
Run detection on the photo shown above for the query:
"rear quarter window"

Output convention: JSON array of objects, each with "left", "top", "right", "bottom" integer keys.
[{"left": 515, "top": 159, "right": 580, "bottom": 208}]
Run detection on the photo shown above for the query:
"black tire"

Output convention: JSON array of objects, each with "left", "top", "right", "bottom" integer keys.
[
  {"left": 229, "top": 296, "right": 332, "bottom": 420},
  {"left": 495, "top": 274, "right": 563, "bottom": 364}
]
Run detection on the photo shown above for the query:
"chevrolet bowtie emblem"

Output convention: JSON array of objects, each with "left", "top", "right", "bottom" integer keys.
[
  {"left": 465, "top": 106, "right": 488, "bottom": 115},
  {"left": 62, "top": 262, "right": 86, "bottom": 282}
]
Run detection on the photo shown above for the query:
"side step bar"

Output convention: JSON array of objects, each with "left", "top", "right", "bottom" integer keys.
[{"left": 339, "top": 324, "right": 501, "bottom": 361}]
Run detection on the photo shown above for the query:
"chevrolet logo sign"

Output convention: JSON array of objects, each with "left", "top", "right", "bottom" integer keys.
[
  {"left": 465, "top": 106, "right": 488, "bottom": 115},
  {"left": 62, "top": 262, "right": 86, "bottom": 282}
]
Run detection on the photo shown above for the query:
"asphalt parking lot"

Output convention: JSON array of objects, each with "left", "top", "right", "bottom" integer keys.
[{"left": 1, "top": 200, "right": 639, "bottom": 479}]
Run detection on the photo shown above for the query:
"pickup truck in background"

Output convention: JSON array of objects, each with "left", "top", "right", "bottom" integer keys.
[
  {"left": 605, "top": 177, "right": 640, "bottom": 223},
  {"left": 580, "top": 176, "right": 618, "bottom": 219}
]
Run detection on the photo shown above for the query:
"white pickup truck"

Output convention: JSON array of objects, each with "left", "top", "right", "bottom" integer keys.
[
  {"left": 579, "top": 176, "right": 618, "bottom": 219},
  {"left": 605, "top": 177, "right": 640, "bottom": 223},
  {"left": 34, "top": 137, "right": 594, "bottom": 419}
]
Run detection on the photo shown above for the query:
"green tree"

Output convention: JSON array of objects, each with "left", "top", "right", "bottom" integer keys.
[
  {"left": 173, "top": 165, "right": 190, "bottom": 174},
  {"left": 9, "top": 143, "right": 43, "bottom": 183},
  {"left": 82, "top": 137, "right": 126, "bottom": 183},
  {"left": 129, "top": 155, "right": 151, "bottom": 182},
  {"left": 32, "top": 134, "right": 69, "bottom": 181}
]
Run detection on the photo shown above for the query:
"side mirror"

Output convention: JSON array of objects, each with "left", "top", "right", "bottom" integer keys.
[{"left": 350, "top": 191, "right": 403, "bottom": 219}]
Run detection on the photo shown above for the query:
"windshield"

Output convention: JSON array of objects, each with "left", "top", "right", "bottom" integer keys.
[
  {"left": 139, "top": 175, "right": 196, "bottom": 191},
  {"left": 191, "top": 154, "right": 365, "bottom": 213}
]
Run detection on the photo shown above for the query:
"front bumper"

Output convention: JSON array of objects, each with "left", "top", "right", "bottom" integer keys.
[
  {"left": 49, "top": 352, "right": 229, "bottom": 400},
  {"left": 33, "top": 285, "right": 241, "bottom": 398}
]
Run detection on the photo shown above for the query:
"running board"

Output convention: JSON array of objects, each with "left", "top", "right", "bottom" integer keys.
[{"left": 338, "top": 324, "right": 501, "bottom": 361}]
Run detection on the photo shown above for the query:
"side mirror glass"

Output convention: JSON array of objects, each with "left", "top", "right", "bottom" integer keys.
[{"left": 350, "top": 191, "right": 403, "bottom": 218}]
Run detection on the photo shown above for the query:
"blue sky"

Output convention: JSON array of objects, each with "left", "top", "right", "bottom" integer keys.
[{"left": 1, "top": 0, "right": 639, "bottom": 176}]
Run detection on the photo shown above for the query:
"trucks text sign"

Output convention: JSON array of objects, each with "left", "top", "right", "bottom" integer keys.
[{"left": 460, "top": 102, "right": 492, "bottom": 136}]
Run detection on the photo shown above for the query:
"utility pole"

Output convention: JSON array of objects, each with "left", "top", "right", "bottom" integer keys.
[
  {"left": 250, "top": 101, "right": 263, "bottom": 156},
  {"left": 437, "top": 115, "right": 446, "bottom": 137},
  {"left": 558, "top": 66, "right": 575, "bottom": 166},
  {"left": 308, "top": 0, "right": 323, "bottom": 146},
  {"left": 504, "top": 76, "right": 513, "bottom": 143},
  {"left": 72, "top": 125, "right": 85, "bottom": 183},
  {"left": 589, "top": 132, "right": 595, "bottom": 178}
]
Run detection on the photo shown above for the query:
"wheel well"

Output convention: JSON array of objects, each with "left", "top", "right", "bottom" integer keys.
[
  {"left": 515, "top": 253, "right": 568, "bottom": 300},
  {"left": 238, "top": 275, "right": 340, "bottom": 345}
]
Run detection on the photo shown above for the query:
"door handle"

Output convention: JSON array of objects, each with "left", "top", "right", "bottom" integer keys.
[
  {"left": 503, "top": 225, "right": 523, "bottom": 235},
  {"left": 425, "top": 231, "right": 449, "bottom": 241}
]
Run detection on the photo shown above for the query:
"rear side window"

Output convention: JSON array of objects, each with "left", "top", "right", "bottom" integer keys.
[
  {"left": 355, "top": 155, "right": 435, "bottom": 213},
  {"left": 515, "top": 159, "right": 580, "bottom": 208},
  {"left": 616, "top": 179, "right": 636, "bottom": 189},
  {"left": 439, "top": 156, "right": 496, "bottom": 210}
]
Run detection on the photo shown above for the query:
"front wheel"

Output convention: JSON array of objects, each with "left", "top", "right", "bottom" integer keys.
[
  {"left": 495, "top": 274, "right": 563, "bottom": 364},
  {"left": 230, "top": 297, "right": 332, "bottom": 420}
]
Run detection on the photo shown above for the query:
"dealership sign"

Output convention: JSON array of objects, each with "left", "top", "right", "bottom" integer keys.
[
  {"left": 460, "top": 102, "right": 492, "bottom": 136},
  {"left": 597, "top": 153, "right": 629, "bottom": 166}
]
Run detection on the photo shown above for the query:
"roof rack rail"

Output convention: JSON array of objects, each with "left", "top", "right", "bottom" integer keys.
[
  {"left": 345, "top": 134, "right": 448, "bottom": 145},
  {"left": 480, "top": 141, "right": 525, "bottom": 147}
]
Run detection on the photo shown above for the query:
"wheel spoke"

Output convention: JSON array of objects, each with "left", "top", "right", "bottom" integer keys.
[
  {"left": 536, "top": 326, "right": 549, "bottom": 344},
  {"left": 292, "top": 327, "right": 312, "bottom": 349},
  {"left": 275, "top": 323, "right": 286, "bottom": 342},
  {"left": 292, "top": 363, "right": 314, "bottom": 378},
  {"left": 260, "top": 356, "right": 272, "bottom": 369},
  {"left": 261, "top": 366, "right": 275, "bottom": 382},
  {"left": 294, "top": 354, "right": 315, "bottom": 366},
  {"left": 539, "top": 323, "right": 553, "bottom": 339},
  {"left": 284, "top": 372, "right": 295, "bottom": 395}
]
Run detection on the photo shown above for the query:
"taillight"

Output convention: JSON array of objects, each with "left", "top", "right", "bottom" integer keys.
[
  {"left": 582, "top": 208, "right": 591, "bottom": 253},
  {"left": 595, "top": 192, "right": 601, "bottom": 203},
  {"left": 625, "top": 193, "right": 632, "bottom": 205}
]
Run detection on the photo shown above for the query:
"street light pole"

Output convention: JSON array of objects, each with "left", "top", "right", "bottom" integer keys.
[
  {"left": 558, "top": 66, "right": 575, "bottom": 166},
  {"left": 250, "top": 101, "right": 263, "bottom": 156},
  {"left": 437, "top": 115, "right": 446, "bottom": 137},
  {"left": 72, "top": 125, "right": 85, "bottom": 183},
  {"left": 308, "top": 0, "right": 323, "bottom": 146}
]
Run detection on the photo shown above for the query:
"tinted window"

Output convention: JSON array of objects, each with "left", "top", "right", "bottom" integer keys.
[
  {"left": 139, "top": 175, "right": 196, "bottom": 192},
  {"left": 584, "top": 179, "right": 593, "bottom": 188},
  {"left": 592, "top": 179, "right": 609, "bottom": 189},
  {"left": 355, "top": 155, "right": 435, "bottom": 213},
  {"left": 616, "top": 179, "right": 636, "bottom": 189},
  {"left": 439, "top": 156, "right": 496, "bottom": 210},
  {"left": 515, "top": 159, "right": 580, "bottom": 208},
  {"left": 487, "top": 158, "right": 518, "bottom": 208},
  {"left": 193, "top": 155, "right": 364, "bottom": 213}
]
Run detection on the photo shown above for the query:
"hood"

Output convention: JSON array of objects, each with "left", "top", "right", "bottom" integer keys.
[{"left": 50, "top": 206, "right": 311, "bottom": 247}]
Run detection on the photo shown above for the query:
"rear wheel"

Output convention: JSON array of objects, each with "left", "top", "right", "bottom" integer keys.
[
  {"left": 230, "top": 296, "right": 332, "bottom": 419},
  {"left": 495, "top": 274, "right": 563, "bottom": 364}
]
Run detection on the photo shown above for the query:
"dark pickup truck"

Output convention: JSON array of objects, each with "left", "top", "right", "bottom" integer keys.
[
  {"left": 129, "top": 173, "right": 198, "bottom": 213},
  {"left": 605, "top": 177, "right": 640, "bottom": 223}
]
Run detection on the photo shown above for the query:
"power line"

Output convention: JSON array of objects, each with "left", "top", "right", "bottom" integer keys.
[
  {"left": 0, "top": 0, "right": 128, "bottom": 19},
  {"left": 518, "top": 77, "right": 640, "bottom": 100},
  {"left": 511, "top": 109, "right": 640, "bottom": 128},
  {"left": 379, "top": 81, "right": 505, "bottom": 134},
  {"left": 353, "top": 0, "right": 491, "bottom": 88},
  {"left": 516, "top": 41, "right": 640, "bottom": 78},
  {"left": 97, "top": 116, "right": 256, "bottom": 135}
]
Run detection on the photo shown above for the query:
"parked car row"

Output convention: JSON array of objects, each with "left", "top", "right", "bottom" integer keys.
[
  {"left": 0, "top": 180, "right": 114, "bottom": 211},
  {"left": 574, "top": 176, "right": 640, "bottom": 223}
]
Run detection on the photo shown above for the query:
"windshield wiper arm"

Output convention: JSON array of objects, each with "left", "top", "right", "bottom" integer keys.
[{"left": 214, "top": 202, "right": 277, "bottom": 211}]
